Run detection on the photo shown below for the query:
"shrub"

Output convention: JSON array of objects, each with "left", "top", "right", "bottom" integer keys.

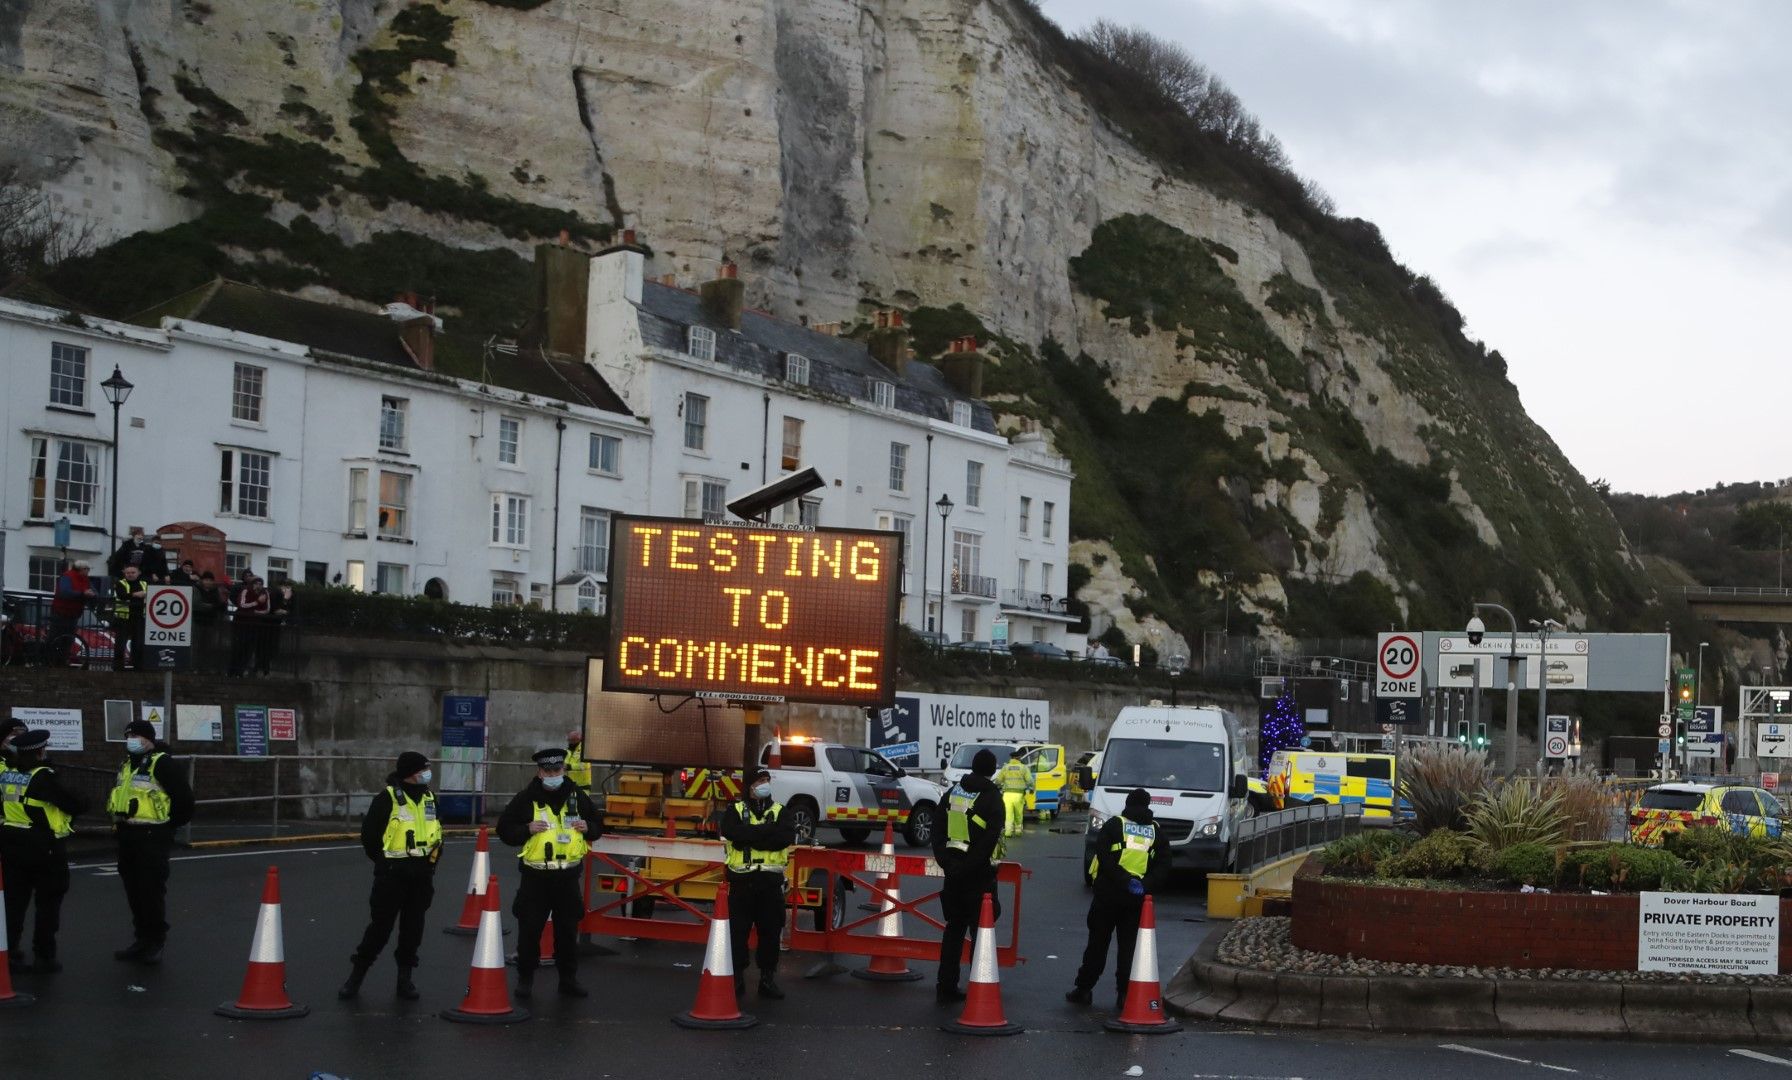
[
  {"left": 1380, "top": 828, "right": 1478, "bottom": 880},
  {"left": 1465, "top": 779, "right": 1567, "bottom": 853},
  {"left": 1558, "top": 844, "right": 1689, "bottom": 892},
  {"left": 1545, "top": 770, "right": 1620, "bottom": 842},
  {"left": 1400, "top": 745, "right": 1493, "bottom": 834},
  {"left": 1319, "top": 829, "right": 1415, "bottom": 876},
  {"left": 1489, "top": 842, "right": 1557, "bottom": 887},
  {"left": 1663, "top": 825, "right": 1737, "bottom": 864}
]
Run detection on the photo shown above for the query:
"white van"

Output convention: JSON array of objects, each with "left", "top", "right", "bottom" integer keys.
[
  {"left": 940, "top": 741, "right": 1020, "bottom": 785},
  {"left": 1083, "top": 703, "right": 1254, "bottom": 875}
]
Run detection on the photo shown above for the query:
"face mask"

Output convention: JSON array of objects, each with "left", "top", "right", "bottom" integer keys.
[
  {"left": 752, "top": 784, "right": 772, "bottom": 800},
  {"left": 541, "top": 775, "right": 565, "bottom": 790},
  {"left": 416, "top": 769, "right": 433, "bottom": 786},
  {"left": 126, "top": 737, "right": 150, "bottom": 755}
]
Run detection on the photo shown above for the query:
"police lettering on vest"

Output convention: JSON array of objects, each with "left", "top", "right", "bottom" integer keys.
[
  {"left": 1, "top": 765, "right": 74, "bottom": 838},
  {"left": 107, "top": 752, "right": 172, "bottom": 824},
  {"left": 725, "top": 801, "right": 790, "bottom": 872},
  {"left": 1088, "top": 814, "right": 1157, "bottom": 881},
  {"left": 380, "top": 786, "right": 442, "bottom": 859},
  {"left": 519, "top": 801, "right": 589, "bottom": 869}
]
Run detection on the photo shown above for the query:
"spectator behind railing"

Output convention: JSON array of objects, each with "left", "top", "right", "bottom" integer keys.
[
  {"left": 256, "top": 580, "right": 296, "bottom": 676},
  {"left": 111, "top": 564, "right": 148, "bottom": 671},
  {"left": 228, "top": 575, "right": 269, "bottom": 677},
  {"left": 49, "top": 560, "right": 97, "bottom": 666},
  {"left": 107, "top": 525, "right": 169, "bottom": 584}
]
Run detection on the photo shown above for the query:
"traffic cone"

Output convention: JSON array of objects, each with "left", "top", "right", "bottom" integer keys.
[
  {"left": 940, "top": 893, "right": 1021, "bottom": 1036},
  {"left": 507, "top": 911, "right": 557, "bottom": 967},
  {"left": 852, "top": 823, "right": 921, "bottom": 982},
  {"left": 446, "top": 827, "right": 509, "bottom": 936},
  {"left": 215, "top": 866, "right": 308, "bottom": 1020},
  {"left": 1104, "top": 895, "right": 1181, "bottom": 1034},
  {"left": 442, "top": 875, "right": 530, "bottom": 1025},
  {"left": 671, "top": 881, "right": 757, "bottom": 1029},
  {"left": 0, "top": 862, "right": 36, "bottom": 1009}
]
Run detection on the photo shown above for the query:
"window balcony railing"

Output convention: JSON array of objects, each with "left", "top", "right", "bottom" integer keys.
[
  {"left": 951, "top": 571, "right": 997, "bottom": 600},
  {"left": 1000, "top": 589, "right": 1069, "bottom": 615}
]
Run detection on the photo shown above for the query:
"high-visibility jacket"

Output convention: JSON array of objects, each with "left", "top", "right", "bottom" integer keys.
[
  {"left": 724, "top": 800, "right": 790, "bottom": 872},
  {"left": 997, "top": 760, "right": 1033, "bottom": 793},
  {"left": 519, "top": 799, "right": 589, "bottom": 869},
  {"left": 380, "top": 786, "right": 442, "bottom": 859},
  {"left": 113, "top": 577, "right": 147, "bottom": 621},
  {"left": 565, "top": 744, "right": 592, "bottom": 787},
  {"left": 107, "top": 752, "right": 171, "bottom": 824},
  {"left": 945, "top": 783, "right": 998, "bottom": 862},
  {"left": 1, "top": 765, "right": 75, "bottom": 838},
  {"left": 1088, "top": 813, "right": 1158, "bottom": 880}
]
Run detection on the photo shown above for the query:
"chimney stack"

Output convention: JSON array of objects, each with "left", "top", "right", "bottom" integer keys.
[
  {"left": 700, "top": 261, "right": 746, "bottom": 330},
  {"left": 868, "top": 309, "right": 910, "bottom": 377},
  {"left": 942, "top": 336, "right": 984, "bottom": 398},
  {"left": 534, "top": 241, "right": 592, "bottom": 356},
  {"left": 385, "top": 292, "right": 438, "bottom": 371}
]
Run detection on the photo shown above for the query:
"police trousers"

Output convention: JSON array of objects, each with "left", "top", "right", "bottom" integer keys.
[
  {"left": 936, "top": 860, "right": 999, "bottom": 991},
  {"left": 726, "top": 869, "right": 785, "bottom": 977},
  {"left": 1074, "top": 890, "right": 1144, "bottom": 999},
  {"left": 353, "top": 861, "right": 436, "bottom": 968},
  {"left": 512, "top": 866, "right": 582, "bottom": 977},
  {"left": 117, "top": 825, "right": 174, "bottom": 945},
  {"left": 1, "top": 835, "right": 70, "bottom": 960}
]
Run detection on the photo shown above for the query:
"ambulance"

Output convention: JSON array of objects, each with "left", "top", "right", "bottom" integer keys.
[
  {"left": 1268, "top": 750, "right": 1398, "bottom": 818},
  {"left": 1083, "top": 703, "right": 1255, "bottom": 875}
]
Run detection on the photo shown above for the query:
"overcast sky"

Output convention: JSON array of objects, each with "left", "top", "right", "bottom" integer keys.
[{"left": 1039, "top": 0, "right": 1789, "bottom": 496}]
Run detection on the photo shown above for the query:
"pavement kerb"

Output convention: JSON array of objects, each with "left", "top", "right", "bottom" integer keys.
[{"left": 1167, "top": 924, "right": 1792, "bottom": 1041}]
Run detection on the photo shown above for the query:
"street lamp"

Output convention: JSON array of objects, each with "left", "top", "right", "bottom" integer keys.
[
  {"left": 1530, "top": 617, "right": 1566, "bottom": 776},
  {"left": 100, "top": 365, "right": 134, "bottom": 555},
  {"left": 936, "top": 494, "right": 953, "bottom": 639},
  {"left": 1469, "top": 603, "right": 1521, "bottom": 776},
  {"left": 1696, "top": 641, "right": 1711, "bottom": 707}
]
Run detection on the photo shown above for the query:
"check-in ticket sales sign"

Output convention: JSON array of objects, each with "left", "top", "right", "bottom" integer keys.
[
  {"left": 1638, "top": 892, "right": 1779, "bottom": 975},
  {"left": 604, "top": 516, "right": 902, "bottom": 708}
]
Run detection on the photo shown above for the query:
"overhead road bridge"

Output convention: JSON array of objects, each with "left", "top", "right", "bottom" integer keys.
[{"left": 1681, "top": 586, "right": 1792, "bottom": 624}]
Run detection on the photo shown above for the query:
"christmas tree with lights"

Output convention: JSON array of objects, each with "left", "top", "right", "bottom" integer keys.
[{"left": 1258, "top": 694, "right": 1305, "bottom": 774}]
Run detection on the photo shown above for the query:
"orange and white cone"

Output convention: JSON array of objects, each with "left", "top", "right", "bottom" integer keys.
[
  {"left": 672, "top": 882, "right": 758, "bottom": 1029},
  {"left": 0, "top": 862, "right": 36, "bottom": 1009},
  {"left": 215, "top": 866, "right": 308, "bottom": 1020},
  {"left": 940, "top": 892, "right": 1021, "bottom": 1036},
  {"left": 507, "top": 910, "right": 557, "bottom": 967},
  {"left": 445, "top": 826, "right": 508, "bottom": 936},
  {"left": 442, "top": 875, "right": 529, "bottom": 1024},
  {"left": 1104, "top": 895, "right": 1181, "bottom": 1034},
  {"left": 853, "top": 823, "right": 921, "bottom": 982}
]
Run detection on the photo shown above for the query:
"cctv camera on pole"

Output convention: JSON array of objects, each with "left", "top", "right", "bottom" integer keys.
[{"left": 726, "top": 467, "right": 826, "bottom": 523}]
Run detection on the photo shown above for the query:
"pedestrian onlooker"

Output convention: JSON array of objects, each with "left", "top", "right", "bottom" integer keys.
[
  {"left": 111, "top": 564, "right": 148, "bottom": 671},
  {"left": 193, "top": 571, "right": 229, "bottom": 671},
  {"left": 340, "top": 751, "right": 441, "bottom": 1001},
  {"left": 228, "top": 577, "right": 269, "bottom": 677},
  {"left": 256, "top": 581, "right": 296, "bottom": 676},
  {"left": 107, "top": 526, "right": 168, "bottom": 584},
  {"left": 496, "top": 748, "right": 601, "bottom": 1000},
  {"left": 0, "top": 729, "right": 90, "bottom": 973},
  {"left": 169, "top": 559, "right": 200, "bottom": 587},
  {"left": 108, "top": 720, "right": 194, "bottom": 965},
  {"left": 49, "top": 559, "right": 97, "bottom": 667}
]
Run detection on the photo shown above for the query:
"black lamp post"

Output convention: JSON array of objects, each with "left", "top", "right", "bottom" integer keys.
[
  {"left": 936, "top": 493, "right": 953, "bottom": 638},
  {"left": 100, "top": 365, "right": 134, "bottom": 554}
]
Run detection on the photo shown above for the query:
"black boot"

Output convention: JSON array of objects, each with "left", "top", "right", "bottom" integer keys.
[
  {"left": 515, "top": 968, "right": 534, "bottom": 1000},
  {"left": 338, "top": 958, "right": 372, "bottom": 1000},
  {"left": 558, "top": 976, "right": 589, "bottom": 998},
  {"left": 1065, "top": 986, "right": 1092, "bottom": 1005},
  {"left": 396, "top": 966, "right": 419, "bottom": 1001},
  {"left": 734, "top": 972, "right": 746, "bottom": 996},
  {"left": 114, "top": 941, "right": 147, "bottom": 962},
  {"left": 936, "top": 984, "right": 966, "bottom": 1005},
  {"left": 135, "top": 941, "right": 164, "bottom": 966},
  {"left": 757, "top": 976, "right": 785, "bottom": 1000}
]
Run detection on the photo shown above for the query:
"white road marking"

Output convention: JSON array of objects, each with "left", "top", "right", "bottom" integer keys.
[
  {"left": 75, "top": 843, "right": 361, "bottom": 870},
  {"left": 1732, "top": 1049, "right": 1792, "bottom": 1067},
  {"left": 1440, "top": 1044, "right": 1578, "bottom": 1073}
]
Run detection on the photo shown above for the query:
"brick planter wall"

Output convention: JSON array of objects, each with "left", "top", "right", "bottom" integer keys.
[{"left": 1292, "top": 861, "right": 1792, "bottom": 971}]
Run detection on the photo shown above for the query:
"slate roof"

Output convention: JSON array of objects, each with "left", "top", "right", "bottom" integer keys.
[
  {"left": 132, "top": 279, "right": 629, "bottom": 415},
  {"left": 636, "top": 281, "right": 997, "bottom": 435}
]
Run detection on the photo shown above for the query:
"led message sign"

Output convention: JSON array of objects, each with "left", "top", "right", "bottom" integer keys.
[{"left": 603, "top": 516, "right": 902, "bottom": 707}]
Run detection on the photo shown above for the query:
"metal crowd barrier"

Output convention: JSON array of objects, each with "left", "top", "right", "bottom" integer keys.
[{"left": 1232, "top": 801, "right": 1363, "bottom": 875}]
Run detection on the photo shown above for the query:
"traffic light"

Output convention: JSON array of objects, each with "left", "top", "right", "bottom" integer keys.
[
  {"left": 1474, "top": 722, "right": 1489, "bottom": 749},
  {"left": 1674, "top": 718, "right": 1686, "bottom": 748},
  {"left": 1456, "top": 720, "right": 1470, "bottom": 745},
  {"left": 1772, "top": 690, "right": 1789, "bottom": 716},
  {"left": 1676, "top": 668, "right": 1696, "bottom": 720}
]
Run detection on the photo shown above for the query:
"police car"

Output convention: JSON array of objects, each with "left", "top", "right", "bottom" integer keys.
[{"left": 758, "top": 737, "right": 945, "bottom": 847}]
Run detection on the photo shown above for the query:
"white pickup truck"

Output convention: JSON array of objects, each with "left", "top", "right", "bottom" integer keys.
[{"left": 755, "top": 738, "right": 945, "bottom": 848}]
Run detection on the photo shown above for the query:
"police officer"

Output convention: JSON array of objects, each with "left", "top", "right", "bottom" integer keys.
[
  {"left": 1066, "top": 788, "right": 1170, "bottom": 1010},
  {"left": 0, "top": 730, "right": 89, "bottom": 972},
  {"left": 340, "top": 751, "right": 441, "bottom": 1000},
  {"left": 934, "top": 747, "right": 1004, "bottom": 1004},
  {"left": 497, "top": 747, "right": 601, "bottom": 999},
  {"left": 718, "top": 767, "right": 795, "bottom": 999},
  {"left": 997, "top": 749, "right": 1034, "bottom": 837},
  {"left": 109, "top": 720, "right": 194, "bottom": 965},
  {"left": 565, "top": 728, "right": 592, "bottom": 788},
  {"left": 111, "top": 563, "right": 148, "bottom": 671}
]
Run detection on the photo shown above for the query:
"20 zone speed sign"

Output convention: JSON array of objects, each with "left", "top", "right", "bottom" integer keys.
[
  {"left": 145, "top": 586, "right": 193, "bottom": 648},
  {"left": 1376, "top": 632, "right": 1421, "bottom": 698}
]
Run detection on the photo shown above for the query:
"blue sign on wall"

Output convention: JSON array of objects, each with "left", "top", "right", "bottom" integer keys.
[{"left": 441, "top": 696, "right": 488, "bottom": 748}]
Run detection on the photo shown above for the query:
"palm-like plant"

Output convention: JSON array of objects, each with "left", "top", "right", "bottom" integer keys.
[
  {"left": 1399, "top": 744, "right": 1493, "bottom": 834},
  {"left": 1465, "top": 778, "right": 1568, "bottom": 853}
]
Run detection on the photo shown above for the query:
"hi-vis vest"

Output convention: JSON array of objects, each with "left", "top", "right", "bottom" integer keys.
[
  {"left": 1, "top": 765, "right": 74, "bottom": 838},
  {"left": 725, "top": 800, "right": 790, "bottom": 872},
  {"left": 113, "top": 577, "right": 146, "bottom": 620},
  {"left": 107, "top": 752, "right": 171, "bottom": 824},
  {"left": 1088, "top": 814, "right": 1157, "bottom": 881},
  {"left": 519, "top": 798, "right": 589, "bottom": 869},
  {"left": 945, "top": 783, "right": 997, "bottom": 862},
  {"left": 380, "top": 786, "right": 442, "bottom": 859},
  {"left": 998, "top": 760, "right": 1032, "bottom": 794},
  {"left": 565, "top": 745, "right": 592, "bottom": 787}
]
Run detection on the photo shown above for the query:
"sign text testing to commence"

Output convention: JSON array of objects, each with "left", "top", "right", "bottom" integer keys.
[{"left": 603, "top": 516, "right": 902, "bottom": 707}]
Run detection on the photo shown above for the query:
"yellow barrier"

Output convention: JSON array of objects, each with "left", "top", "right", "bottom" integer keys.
[{"left": 1204, "top": 851, "right": 1312, "bottom": 919}]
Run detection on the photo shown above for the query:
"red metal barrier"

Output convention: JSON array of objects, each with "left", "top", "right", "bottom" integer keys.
[{"left": 788, "top": 848, "right": 1027, "bottom": 968}]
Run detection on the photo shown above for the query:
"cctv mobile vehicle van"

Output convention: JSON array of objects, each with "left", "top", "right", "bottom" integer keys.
[{"left": 1083, "top": 702, "right": 1255, "bottom": 876}]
